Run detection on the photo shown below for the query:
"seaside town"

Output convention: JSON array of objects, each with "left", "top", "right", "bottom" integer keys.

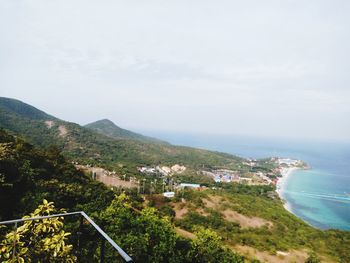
[{"left": 75, "top": 157, "right": 308, "bottom": 199}]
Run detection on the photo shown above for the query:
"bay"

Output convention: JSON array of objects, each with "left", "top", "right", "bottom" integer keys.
[{"left": 143, "top": 131, "right": 350, "bottom": 230}]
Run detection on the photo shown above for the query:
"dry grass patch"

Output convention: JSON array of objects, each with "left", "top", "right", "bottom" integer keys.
[
  {"left": 222, "top": 209, "right": 273, "bottom": 229},
  {"left": 202, "top": 195, "right": 223, "bottom": 208},
  {"left": 45, "top": 120, "right": 54, "bottom": 128},
  {"left": 196, "top": 208, "right": 210, "bottom": 217},
  {"left": 173, "top": 203, "right": 189, "bottom": 219},
  {"left": 58, "top": 125, "right": 68, "bottom": 137},
  {"left": 232, "top": 245, "right": 309, "bottom": 263},
  {"left": 203, "top": 195, "right": 273, "bottom": 229},
  {"left": 175, "top": 227, "right": 195, "bottom": 239}
]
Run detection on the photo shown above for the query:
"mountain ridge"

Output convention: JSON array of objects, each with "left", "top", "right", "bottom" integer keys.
[{"left": 0, "top": 97, "right": 244, "bottom": 173}]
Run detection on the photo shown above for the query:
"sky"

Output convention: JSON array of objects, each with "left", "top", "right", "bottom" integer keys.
[{"left": 1, "top": 0, "right": 350, "bottom": 141}]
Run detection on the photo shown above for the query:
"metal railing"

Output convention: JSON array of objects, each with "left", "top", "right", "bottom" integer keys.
[{"left": 0, "top": 211, "right": 133, "bottom": 262}]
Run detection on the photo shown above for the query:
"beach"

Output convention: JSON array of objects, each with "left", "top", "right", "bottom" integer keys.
[{"left": 276, "top": 167, "right": 299, "bottom": 212}]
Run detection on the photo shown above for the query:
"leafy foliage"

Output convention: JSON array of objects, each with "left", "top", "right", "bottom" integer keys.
[
  {"left": 305, "top": 252, "right": 321, "bottom": 263},
  {"left": 99, "top": 194, "right": 251, "bottom": 263},
  {"left": 189, "top": 227, "right": 245, "bottom": 263},
  {"left": 0, "top": 129, "right": 114, "bottom": 220},
  {"left": 0, "top": 200, "right": 76, "bottom": 263},
  {"left": 174, "top": 189, "right": 350, "bottom": 262},
  {"left": 100, "top": 194, "right": 179, "bottom": 262}
]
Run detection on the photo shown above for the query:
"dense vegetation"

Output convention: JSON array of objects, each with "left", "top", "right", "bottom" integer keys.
[
  {"left": 0, "top": 129, "right": 114, "bottom": 221},
  {"left": 0, "top": 129, "right": 252, "bottom": 262},
  {"left": 0, "top": 200, "right": 76, "bottom": 262},
  {"left": 170, "top": 188, "right": 350, "bottom": 262},
  {"left": 1, "top": 97, "right": 350, "bottom": 262}
]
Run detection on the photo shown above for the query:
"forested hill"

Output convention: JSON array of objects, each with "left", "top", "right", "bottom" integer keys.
[
  {"left": 0, "top": 128, "right": 114, "bottom": 221},
  {"left": 0, "top": 97, "right": 55, "bottom": 120},
  {"left": 85, "top": 118, "right": 166, "bottom": 143},
  {"left": 1, "top": 128, "right": 349, "bottom": 262},
  {"left": 0, "top": 97, "right": 244, "bottom": 171},
  {"left": 0, "top": 129, "right": 250, "bottom": 262}
]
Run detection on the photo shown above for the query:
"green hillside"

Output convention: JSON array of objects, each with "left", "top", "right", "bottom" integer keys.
[
  {"left": 1, "top": 129, "right": 349, "bottom": 262},
  {"left": 166, "top": 188, "right": 350, "bottom": 262},
  {"left": 0, "top": 128, "right": 114, "bottom": 221},
  {"left": 1, "top": 98, "right": 350, "bottom": 262},
  {"left": 0, "top": 97, "right": 243, "bottom": 172},
  {"left": 0, "top": 129, "right": 250, "bottom": 262},
  {"left": 85, "top": 118, "right": 165, "bottom": 144},
  {"left": 0, "top": 97, "right": 55, "bottom": 120}
]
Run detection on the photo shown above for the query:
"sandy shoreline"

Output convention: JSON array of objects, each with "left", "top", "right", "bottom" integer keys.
[{"left": 276, "top": 167, "right": 300, "bottom": 212}]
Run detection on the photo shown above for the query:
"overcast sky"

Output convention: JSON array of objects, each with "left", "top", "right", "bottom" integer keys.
[{"left": 1, "top": 0, "right": 349, "bottom": 141}]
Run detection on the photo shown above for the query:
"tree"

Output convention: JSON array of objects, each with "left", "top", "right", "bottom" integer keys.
[
  {"left": 305, "top": 252, "right": 321, "bottom": 263},
  {"left": 189, "top": 227, "right": 245, "bottom": 263},
  {"left": 0, "top": 200, "right": 76, "bottom": 262},
  {"left": 100, "top": 193, "right": 179, "bottom": 262}
]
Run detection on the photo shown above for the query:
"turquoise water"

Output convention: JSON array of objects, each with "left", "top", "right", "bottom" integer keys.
[
  {"left": 282, "top": 169, "right": 350, "bottom": 230},
  {"left": 281, "top": 148, "right": 350, "bottom": 230},
  {"left": 142, "top": 131, "right": 350, "bottom": 230}
]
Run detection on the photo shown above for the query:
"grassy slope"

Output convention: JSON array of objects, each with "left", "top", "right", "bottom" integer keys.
[
  {"left": 0, "top": 97, "right": 244, "bottom": 172},
  {"left": 0, "top": 130, "right": 251, "bottom": 262},
  {"left": 168, "top": 188, "right": 350, "bottom": 262}
]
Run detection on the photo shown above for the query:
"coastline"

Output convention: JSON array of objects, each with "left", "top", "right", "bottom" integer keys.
[{"left": 276, "top": 167, "right": 300, "bottom": 212}]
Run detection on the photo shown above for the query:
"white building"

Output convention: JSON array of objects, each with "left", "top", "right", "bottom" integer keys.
[
  {"left": 163, "top": 192, "right": 175, "bottom": 198},
  {"left": 179, "top": 183, "right": 201, "bottom": 189}
]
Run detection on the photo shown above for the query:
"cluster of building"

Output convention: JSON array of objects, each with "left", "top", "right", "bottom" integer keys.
[
  {"left": 276, "top": 158, "right": 304, "bottom": 167},
  {"left": 242, "top": 159, "right": 258, "bottom": 167},
  {"left": 202, "top": 167, "right": 277, "bottom": 185},
  {"left": 253, "top": 171, "right": 273, "bottom": 184},
  {"left": 138, "top": 164, "right": 186, "bottom": 176},
  {"left": 202, "top": 169, "right": 240, "bottom": 183}
]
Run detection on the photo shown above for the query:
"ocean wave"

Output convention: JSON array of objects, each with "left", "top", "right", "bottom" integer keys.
[{"left": 284, "top": 190, "right": 350, "bottom": 203}]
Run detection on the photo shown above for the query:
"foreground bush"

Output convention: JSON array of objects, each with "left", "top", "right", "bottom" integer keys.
[{"left": 0, "top": 200, "right": 76, "bottom": 263}]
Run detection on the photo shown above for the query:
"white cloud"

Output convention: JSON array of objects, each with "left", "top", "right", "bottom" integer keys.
[{"left": 1, "top": 0, "right": 349, "bottom": 141}]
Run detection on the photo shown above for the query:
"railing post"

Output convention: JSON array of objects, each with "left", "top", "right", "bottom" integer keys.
[
  {"left": 100, "top": 234, "right": 105, "bottom": 263},
  {"left": 12, "top": 221, "right": 17, "bottom": 261},
  {"left": 0, "top": 211, "right": 132, "bottom": 262},
  {"left": 77, "top": 215, "right": 83, "bottom": 260}
]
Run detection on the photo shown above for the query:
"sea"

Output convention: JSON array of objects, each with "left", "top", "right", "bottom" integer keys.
[{"left": 143, "top": 131, "right": 350, "bottom": 231}]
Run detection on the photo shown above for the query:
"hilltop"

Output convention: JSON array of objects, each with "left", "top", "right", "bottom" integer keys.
[
  {"left": 85, "top": 118, "right": 166, "bottom": 143},
  {"left": 0, "top": 97, "right": 244, "bottom": 174},
  {"left": 0, "top": 97, "right": 55, "bottom": 120}
]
